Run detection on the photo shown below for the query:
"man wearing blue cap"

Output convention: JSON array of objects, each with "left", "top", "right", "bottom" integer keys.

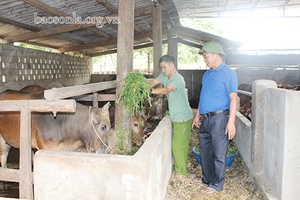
[{"left": 192, "top": 41, "right": 238, "bottom": 194}]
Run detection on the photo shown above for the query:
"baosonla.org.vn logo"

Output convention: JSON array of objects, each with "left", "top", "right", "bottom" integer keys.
[{"left": 33, "top": 12, "right": 119, "bottom": 28}]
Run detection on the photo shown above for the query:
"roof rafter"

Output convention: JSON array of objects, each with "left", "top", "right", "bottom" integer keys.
[
  {"left": 21, "top": 0, "right": 113, "bottom": 39},
  {"left": 59, "top": 31, "right": 154, "bottom": 52}
]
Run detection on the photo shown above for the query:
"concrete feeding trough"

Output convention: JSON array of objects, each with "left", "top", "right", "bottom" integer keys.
[{"left": 34, "top": 116, "right": 172, "bottom": 200}]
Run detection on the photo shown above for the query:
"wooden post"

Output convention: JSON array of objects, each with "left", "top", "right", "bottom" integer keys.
[
  {"left": 152, "top": 2, "right": 162, "bottom": 77},
  {"left": 148, "top": 52, "right": 151, "bottom": 74},
  {"left": 167, "top": 30, "right": 178, "bottom": 69},
  {"left": 19, "top": 104, "right": 33, "bottom": 200},
  {"left": 93, "top": 93, "right": 98, "bottom": 107},
  {"left": 115, "top": 0, "right": 134, "bottom": 151}
]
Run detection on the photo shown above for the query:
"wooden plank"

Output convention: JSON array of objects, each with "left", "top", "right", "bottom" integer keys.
[
  {"left": 97, "top": 94, "right": 117, "bottom": 101},
  {"left": 0, "top": 168, "right": 20, "bottom": 182},
  {"left": 0, "top": 100, "right": 76, "bottom": 112},
  {"left": 19, "top": 106, "right": 33, "bottom": 200},
  {"left": 44, "top": 81, "right": 117, "bottom": 101},
  {"left": 76, "top": 94, "right": 117, "bottom": 102}
]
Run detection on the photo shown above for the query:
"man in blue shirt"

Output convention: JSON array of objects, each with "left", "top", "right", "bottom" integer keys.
[
  {"left": 192, "top": 41, "right": 238, "bottom": 194},
  {"left": 150, "top": 55, "right": 193, "bottom": 179}
]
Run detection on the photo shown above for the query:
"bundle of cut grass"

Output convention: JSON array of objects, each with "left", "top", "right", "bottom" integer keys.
[{"left": 117, "top": 72, "right": 152, "bottom": 114}]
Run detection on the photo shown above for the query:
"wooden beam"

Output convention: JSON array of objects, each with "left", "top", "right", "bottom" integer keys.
[
  {"left": 59, "top": 38, "right": 117, "bottom": 52},
  {"left": 97, "top": 0, "right": 118, "bottom": 14},
  {"left": 0, "top": 168, "right": 20, "bottom": 182},
  {"left": 96, "top": 0, "right": 144, "bottom": 34},
  {"left": 0, "top": 9, "right": 83, "bottom": 45},
  {"left": 177, "top": 38, "right": 203, "bottom": 49},
  {"left": 5, "top": 23, "right": 96, "bottom": 42},
  {"left": 170, "top": 25, "right": 242, "bottom": 48},
  {"left": 88, "top": 42, "right": 154, "bottom": 57},
  {"left": 6, "top": 1, "right": 117, "bottom": 42},
  {"left": 76, "top": 94, "right": 117, "bottom": 102},
  {"left": 0, "top": 16, "right": 40, "bottom": 32},
  {"left": 44, "top": 81, "right": 117, "bottom": 101},
  {"left": 171, "top": 26, "right": 213, "bottom": 43},
  {"left": 88, "top": 39, "right": 169, "bottom": 57},
  {"left": 59, "top": 31, "right": 152, "bottom": 52},
  {"left": 0, "top": 100, "right": 76, "bottom": 112},
  {"left": 21, "top": 0, "right": 66, "bottom": 16},
  {"left": 86, "top": 27, "right": 113, "bottom": 38}
]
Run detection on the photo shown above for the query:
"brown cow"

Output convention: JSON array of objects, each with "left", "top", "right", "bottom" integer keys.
[
  {"left": 0, "top": 89, "right": 111, "bottom": 168},
  {"left": 131, "top": 94, "right": 168, "bottom": 147},
  {"left": 131, "top": 113, "right": 150, "bottom": 147}
]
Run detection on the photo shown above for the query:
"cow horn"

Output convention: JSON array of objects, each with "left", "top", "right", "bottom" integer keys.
[{"left": 102, "top": 102, "right": 111, "bottom": 111}]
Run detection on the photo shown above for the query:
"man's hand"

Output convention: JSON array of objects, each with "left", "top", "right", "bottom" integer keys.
[
  {"left": 226, "top": 122, "right": 236, "bottom": 140},
  {"left": 192, "top": 112, "right": 201, "bottom": 129}
]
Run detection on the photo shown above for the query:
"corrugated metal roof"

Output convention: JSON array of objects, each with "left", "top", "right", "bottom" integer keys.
[
  {"left": 227, "top": 48, "right": 300, "bottom": 55},
  {"left": 173, "top": 0, "right": 300, "bottom": 18},
  {"left": 0, "top": 0, "right": 181, "bottom": 56}
]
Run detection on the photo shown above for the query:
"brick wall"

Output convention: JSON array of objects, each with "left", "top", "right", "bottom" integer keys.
[{"left": 0, "top": 43, "right": 91, "bottom": 92}]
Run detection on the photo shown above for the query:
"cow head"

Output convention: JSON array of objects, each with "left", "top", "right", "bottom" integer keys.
[
  {"left": 89, "top": 102, "right": 111, "bottom": 152},
  {"left": 149, "top": 95, "right": 168, "bottom": 120},
  {"left": 131, "top": 113, "right": 150, "bottom": 147}
]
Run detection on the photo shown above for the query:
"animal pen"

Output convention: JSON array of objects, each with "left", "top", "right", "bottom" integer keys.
[{"left": 1, "top": 1, "right": 300, "bottom": 200}]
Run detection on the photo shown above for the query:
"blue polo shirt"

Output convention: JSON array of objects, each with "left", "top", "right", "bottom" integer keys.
[
  {"left": 199, "top": 62, "right": 238, "bottom": 114},
  {"left": 157, "top": 72, "right": 192, "bottom": 122}
]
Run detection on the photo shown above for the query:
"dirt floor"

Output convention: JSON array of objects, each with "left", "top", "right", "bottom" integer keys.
[{"left": 165, "top": 115, "right": 264, "bottom": 200}]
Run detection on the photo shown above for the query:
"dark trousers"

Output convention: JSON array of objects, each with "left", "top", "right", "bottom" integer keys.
[{"left": 199, "top": 110, "right": 229, "bottom": 191}]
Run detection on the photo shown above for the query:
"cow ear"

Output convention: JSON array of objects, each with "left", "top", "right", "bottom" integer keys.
[{"left": 90, "top": 109, "right": 101, "bottom": 125}]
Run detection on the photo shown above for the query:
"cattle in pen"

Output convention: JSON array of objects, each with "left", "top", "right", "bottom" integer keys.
[{"left": 0, "top": 88, "right": 112, "bottom": 168}]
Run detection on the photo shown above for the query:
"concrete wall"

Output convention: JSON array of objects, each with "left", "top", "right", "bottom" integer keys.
[
  {"left": 34, "top": 116, "right": 172, "bottom": 200},
  {"left": 263, "top": 86, "right": 300, "bottom": 200},
  {"left": 234, "top": 112, "right": 251, "bottom": 169},
  {"left": 235, "top": 79, "right": 300, "bottom": 200}
]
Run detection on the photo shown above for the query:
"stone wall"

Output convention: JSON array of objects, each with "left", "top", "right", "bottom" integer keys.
[{"left": 0, "top": 43, "right": 91, "bottom": 92}]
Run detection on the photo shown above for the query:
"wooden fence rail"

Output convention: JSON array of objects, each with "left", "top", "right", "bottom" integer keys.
[
  {"left": 0, "top": 100, "right": 76, "bottom": 200},
  {"left": 0, "top": 80, "right": 118, "bottom": 199}
]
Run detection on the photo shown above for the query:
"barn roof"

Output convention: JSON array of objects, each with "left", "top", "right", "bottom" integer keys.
[
  {"left": 173, "top": 0, "right": 300, "bottom": 18},
  {"left": 0, "top": 0, "right": 242, "bottom": 57}
]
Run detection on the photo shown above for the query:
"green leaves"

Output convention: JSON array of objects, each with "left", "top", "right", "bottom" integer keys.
[{"left": 117, "top": 72, "right": 152, "bottom": 114}]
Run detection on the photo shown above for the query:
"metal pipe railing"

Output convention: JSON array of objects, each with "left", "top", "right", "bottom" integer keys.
[{"left": 238, "top": 89, "right": 252, "bottom": 97}]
